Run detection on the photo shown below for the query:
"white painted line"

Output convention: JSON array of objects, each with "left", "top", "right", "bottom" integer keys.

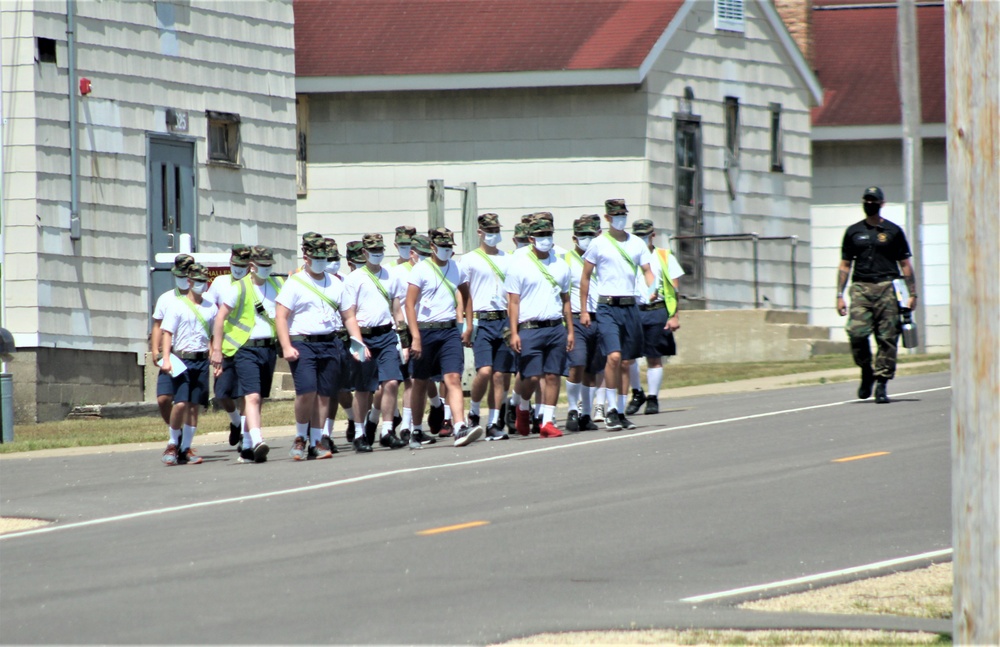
[
  {"left": 0, "top": 385, "right": 951, "bottom": 541},
  {"left": 680, "top": 548, "right": 953, "bottom": 603}
]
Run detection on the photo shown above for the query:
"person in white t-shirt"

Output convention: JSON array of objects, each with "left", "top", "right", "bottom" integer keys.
[
  {"left": 318, "top": 238, "right": 355, "bottom": 450},
  {"left": 151, "top": 253, "right": 195, "bottom": 425},
  {"left": 405, "top": 227, "right": 484, "bottom": 448},
  {"left": 624, "top": 220, "right": 684, "bottom": 417},
  {"left": 505, "top": 219, "right": 574, "bottom": 438},
  {"left": 159, "top": 263, "right": 219, "bottom": 466},
  {"left": 579, "top": 199, "right": 656, "bottom": 432}
]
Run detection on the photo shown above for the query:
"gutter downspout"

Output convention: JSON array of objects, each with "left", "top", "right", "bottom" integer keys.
[
  {"left": 0, "top": 7, "right": 7, "bottom": 373},
  {"left": 68, "top": 0, "right": 80, "bottom": 240}
]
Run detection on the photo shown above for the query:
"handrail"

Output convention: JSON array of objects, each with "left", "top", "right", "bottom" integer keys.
[{"left": 669, "top": 233, "right": 799, "bottom": 309}]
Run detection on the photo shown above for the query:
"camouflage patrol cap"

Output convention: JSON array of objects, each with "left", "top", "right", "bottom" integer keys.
[
  {"left": 583, "top": 213, "right": 601, "bottom": 223},
  {"left": 631, "top": 219, "right": 655, "bottom": 236},
  {"left": 520, "top": 214, "right": 535, "bottom": 225},
  {"left": 411, "top": 234, "right": 432, "bottom": 255},
  {"left": 528, "top": 219, "right": 554, "bottom": 237},
  {"left": 362, "top": 233, "right": 385, "bottom": 250},
  {"left": 324, "top": 238, "right": 340, "bottom": 260},
  {"left": 513, "top": 223, "right": 530, "bottom": 241},
  {"left": 605, "top": 199, "right": 628, "bottom": 215},
  {"left": 532, "top": 212, "right": 554, "bottom": 224},
  {"left": 250, "top": 245, "right": 274, "bottom": 266},
  {"left": 187, "top": 262, "right": 210, "bottom": 282},
  {"left": 478, "top": 213, "right": 501, "bottom": 230},
  {"left": 573, "top": 218, "right": 600, "bottom": 236},
  {"left": 346, "top": 240, "right": 365, "bottom": 264},
  {"left": 302, "top": 233, "right": 329, "bottom": 259},
  {"left": 395, "top": 226, "right": 417, "bottom": 245},
  {"left": 428, "top": 227, "right": 455, "bottom": 248},
  {"left": 171, "top": 253, "right": 195, "bottom": 277},
  {"left": 230, "top": 244, "right": 252, "bottom": 267}
]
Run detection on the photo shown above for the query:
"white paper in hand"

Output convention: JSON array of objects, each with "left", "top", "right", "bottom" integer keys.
[
  {"left": 156, "top": 353, "right": 188, "bottom": 377},
  {"left": 349, "top": 337, "right": 367, "bottom": 362}
]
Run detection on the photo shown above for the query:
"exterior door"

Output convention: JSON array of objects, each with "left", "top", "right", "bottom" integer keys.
[
  {"left": 674, "top": 117, "right": 705, "bottom": 300},
  {"left": 148, "top": 136, "right": 196, "bottom": 316}
]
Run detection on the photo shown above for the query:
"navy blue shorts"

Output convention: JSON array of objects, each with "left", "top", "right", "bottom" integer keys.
[
  {"left": 517, "top": 324, "right": 568, "bottom": 379},
  {"left": 410, "top": 326, "right": 464, "bottom": 380},
  {"left": 569, "top": 316, "right": 606, "bottom": 374},
  {"left": 640, "top": 307, "right": 677, "bottom": 358},
  {"left": 356, "top": 331, "right": 404, "bottom": 392},
  {"left": 288, "top": 340, "right": 343, "bottom": 396},
  {"left": 171, "top": 358, "right": 209, "bottom": 407},
  {"left": 156, "top": 371, "right": 175, "bottom": 398},
  {"left": 339, "top": 339, "right": 358, "bottom": 392},
  {"left": 473, "top": 318, "right": 516, "bottom": 373},
  {"left": 596, "top": 302, "right": 644, "bottom": 361},
  {"left": 214, "top": 357, "right": 238, "bottom": 400},
  {"left": 234, "top": 345, "right": 277, "bottom": 397}
]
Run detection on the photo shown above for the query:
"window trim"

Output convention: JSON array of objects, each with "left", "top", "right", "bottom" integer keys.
[
  {"left": 723, "top": 96, "right": 741, "bottom": 199},
  {"left": 206, "top": 110, "right": 242, "bottom": 168}
]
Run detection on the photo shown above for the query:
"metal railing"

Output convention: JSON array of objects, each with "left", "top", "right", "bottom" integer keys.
[{"left": 670, "top": 233, "right": 800, "bottom": 309}]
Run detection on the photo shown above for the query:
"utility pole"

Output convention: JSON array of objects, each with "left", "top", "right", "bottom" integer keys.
[
  {"left": 946, "top": 0, "right": 999, "bottom": 644},
  {"left": 897, "top": 0, "right": 924, "bottom": 353}
]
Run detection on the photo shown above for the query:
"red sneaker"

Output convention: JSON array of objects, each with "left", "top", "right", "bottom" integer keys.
[
  {"left": 540, "top": 422, "right": 563, "bottom": 438},
  {"left": 515, "top": 408, "right": 531, "bottom": 436},
  {"left": 438, "top": 419, "right": 454, "bottom": 438}
]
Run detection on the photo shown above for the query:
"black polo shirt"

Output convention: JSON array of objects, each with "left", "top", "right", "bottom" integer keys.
[{"left": 841, "top": 218, "right": 911, "bottom": 283}]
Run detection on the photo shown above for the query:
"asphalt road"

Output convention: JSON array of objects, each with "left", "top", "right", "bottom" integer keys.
[{"left": 0, "top": 372, "right": 952, "bottom": 644}]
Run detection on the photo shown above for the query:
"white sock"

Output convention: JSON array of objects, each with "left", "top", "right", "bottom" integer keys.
[
  {"left": 168, "top": 427, "right": 181, "bottom": 445},
  {"left": 533, "top": 401, "right": 543, "bottom": 418},
  {"left": 227, "top": 410, "right": 241, "bottom": 427},
  {"left": 605, "top": 388, "right": 618, "bottom": 411},
  {"left": 647, "top": 367, "right": 663, "bottom": 396},
  {"left": 380, "top": 421, "right": 393, "bottom": 437},
  {"left": 344, "top": 407, "right": 354, "bottom": 423},
  {"left": 444, "top": 405, "right": 452, "bottom": 421},
  {"left": 511, "top": 393, "right": 521, "bottom": 406},
  {"left": 355, "top": 412, "right": 367, "bottom": 425},
  {"left": 430, "top": 396, "right": 443, "bottom": 408},
  {"left": 242, "top": 430, "right": 252, "bottom": 447},
  {"left": 618, "top": 393, "right": 627, "bottom": 412},
  {"left": 488, "top": 409, "right": 500, "bottom": 425},
  {"left": 470, "top": 401, "right": 481, "bottom": 416},
  {"left": 325, "top": 417, "right": 334, "bottom": 435},
  {"left": 541, "top": 404, "right": 555, "bottom": 425},
  {"left": 594, "top": 385, "right": 606, "bottom": 407},
  {"left": 181, "top": 424, "right": 196, "bottom": 450},
  {"left": 518, "top": 399, "right": 530, "bottom": 411},
  {"left": 566, "top": 381, "right": 582, "bottom": 412},
  {"left": 629, "top": 362, "right": 641, "bottom": 390},
  {"left": 310, "top": 427, "right": 323, "bottom": 446},
  {"left": 582, "top": 387, "right": 594, "bottom": 416},
  {"left": 295, "top": 421, "right": 309, "bottom": 439},
  {"left": 240, "top": 415, "right": 247, "bottom": 433},
  {"left": 249, "top": 428, "right": 263, "bottom": 445},
  {"left": 401, "top": 408, "right": 412, "bottom": 430},
  {"left": 368, "top": 407, "right": 380, "bottom": 423}
]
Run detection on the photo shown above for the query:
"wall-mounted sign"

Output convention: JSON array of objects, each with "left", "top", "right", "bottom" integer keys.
[{"left": 166, "top": 108, "right": 188, "bottom": 133}]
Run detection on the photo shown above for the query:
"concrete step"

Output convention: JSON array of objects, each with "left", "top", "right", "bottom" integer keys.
[
  {"left": 784, "top": 324, "right": 834, "bottom": 340},
  {"left": 764, "top": 310, "right": 809, "bottom": 325},
  {"left": 810, "top": 340, "right": 852, "bottom": 356}
]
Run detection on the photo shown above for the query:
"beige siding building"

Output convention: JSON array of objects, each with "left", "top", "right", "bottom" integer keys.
[{"left": 1, "top": 0, "right": 299, "bottom": 421}]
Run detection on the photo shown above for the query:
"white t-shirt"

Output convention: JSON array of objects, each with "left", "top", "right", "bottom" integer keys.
[
  {"left": 504, "top": 252, "right": 571, "bottom": 323},
  {"left": 161, "top": 297, "right": 218, "bottom": 354},
  {"left": 342, "top": 264, "right": 402, "bottom": 328},
  {"left": 223, "top": 277, "right": 282, "bottom": 340},
  {"left": 204, "top": 273, "right": 239, "bottom": 308},
  {"left": 390, "top": 262, "right": 418, "bottom": 323},
  {"left": 407, "top": 258, "right": 468, "bottom": 323},
  {"left": 152, "top": 288, "right": 181, "bottom": 322},
  {"left": 582, "top": 233, "right": 651, "bottom": 297},
  {"left": 564, "top": 249, "right": 600, "bottom": 314},
  {"left": 276, "top": 272, "right": 347, "bottom": 335},
  {"left": 635, "top": 246, "right": 685, "bottom": 305},
  {"left": 460, "top": 248, "right": 512, "bottom": 312}
]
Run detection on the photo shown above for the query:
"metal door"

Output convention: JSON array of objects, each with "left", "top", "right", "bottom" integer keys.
[
  {"left": 147, "top": 136, "right": 196, "bottom": 316},
  {"left": 674, "top": 118, "right": 704, "bottom": 298}
]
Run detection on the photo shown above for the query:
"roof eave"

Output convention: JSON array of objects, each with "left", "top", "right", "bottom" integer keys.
[
  {"left": 812, "top": 123, "right": 947, "bottom": 141},
  {"left": 296, "top": 69, "right": 644, "bottom": 94}
]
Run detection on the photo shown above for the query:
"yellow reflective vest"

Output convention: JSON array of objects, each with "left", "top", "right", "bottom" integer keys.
[
  {"left": 220, "top": 275, "right": 284, "bottom": 357},
  {"left": 655, "top": 248, "right": 678, "bottom": 317}
]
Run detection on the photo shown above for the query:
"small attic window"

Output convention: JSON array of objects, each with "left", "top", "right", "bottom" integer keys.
[
  {"left": 715, "top": 0, "right": 745, "bottom": 33},
  {"left": 37, "top": 38, "right": 57, "bottom": 64}
]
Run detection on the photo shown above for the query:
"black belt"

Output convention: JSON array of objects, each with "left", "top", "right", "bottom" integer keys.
[
  {"left": 474, "top": 310, "right": 507, "bottom": 321},
  {"left": 520, "top": 319, "right": 563, "bottom": 330},
  {"left": 571, "top": 312, "right": 597, "bottom": 319},
  {"left": 290, "top": 333, "right": 338, "bottom": 343},
  {"left": 853, "top": 278, "right": 897, "bottom": 285},
  {"left": 598, "top": 295, "right": 636, "bottom": 306},
  {"left": 639, "top": 302, "right": 666, "bottom": 311},
  {"left": 175, "top": 351, "right": 208, "bottom": 360},
  {"left": 360, "top": 323, "right": 394, "bottom": 337},
  {"left": 245, "top": 338, "right": 276, "bottom": 348},
  {"left": 417, "top": 320, "right": 457, "bottom": 330}
]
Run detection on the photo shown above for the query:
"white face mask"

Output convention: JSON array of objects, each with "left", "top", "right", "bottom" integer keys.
[
  {"left": 367, "top": 252, "right": 385, "bottom": 266},
  {"left": 610, "top": 215, "right": 628, "bottom": 231},
  {"left": 174, "top": 277, "right": 190, "bottom": 291},
  {"left": 191, "top": 281, "right": 208, "bottom": 295},
  {"left": 310, "top": 258, "right": 329, "bottom": 274},
  {"left": 483, "top": 232, "right": 502, "bottom": 248},
  {"left": 576, "top": 236, "right": 594, "bottom": 251},
  {"left": 434, "top": 247, "right": 453, "bottom": 262},
  {"left": 325, "top": 260, "right": 341, "bottom": 275},
  {"left": 533, "top": 237, "right": 554, "bottom": 253},
  {"left": 396, "top": 245, "right": 411, "bottom": 259},
  {"left": 230, "top": 265, "right": 249, "bottom": 280},
  {"left": 640, "top": 235, "right": 652, "bottom": 246},
  {"left": 255, "top": 265, "right": 272, "bottom": 279}
]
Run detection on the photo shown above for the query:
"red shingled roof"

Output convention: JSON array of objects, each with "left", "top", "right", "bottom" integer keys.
[
  {"left": 294, "top": 0, "right": 686, "bottom": 77},
  {"left": 811, "top": 1, "right": 945, "bottom": 126}
]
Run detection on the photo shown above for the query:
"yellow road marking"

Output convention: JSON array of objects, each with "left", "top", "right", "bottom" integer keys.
[
  {"left": 417, "top": 521, "right": 490, "bottom": 536},
  {"left": 833, "top": 451, "right": 890, "bottom": 463}
]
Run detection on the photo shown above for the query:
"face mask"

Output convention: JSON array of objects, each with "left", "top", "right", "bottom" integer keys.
[
  {"left": 310, "top": 258, "right": 329, "bottom": 274},
  {"left": 640, "top": 235, "right": 652, "bottom": 246},
  {"left": 515, "top": 240, "right": 529, "bottom": 249},
  {"left": 863, "top": 202, "right": 881, "bottom": 217},
  {"left": 174, "top": 277, "right": 190, "bottom": 290},
  {"left": 367, "top": 252, "right": 385, "bottom": 265},
  {"left": 255, "top": 266, "right": 272, "bottom": 279},
  {"left": 325, "top": 260, "right": 341, "bottom": 275},
  {"left": 191, "top": 281, "right": 208, "bottom": 295},
  {"left": 396, "top": 245, "right": 411, "bottom": 259},
  {"left": 610, "top": 215, "right": 627, "bottom": 231},
  {"left": 230, "top": 265, "right": 249, "bottom": 280},
  {"left": 533, "top": 237, "right": 554, "bottom": 253},
  {"left": 434, "top": 247, "right": 454, "bottom": 262},
  {"left": 483, "top": 232, "right": 502, "bottom": 247},
  {"left": 577, "top": 236, "right": 594, "bottom": 251}
]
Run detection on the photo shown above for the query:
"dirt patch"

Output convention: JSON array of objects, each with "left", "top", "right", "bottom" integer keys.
[{"left": 0, "top": 517, "right": 52, "bottom": 534}]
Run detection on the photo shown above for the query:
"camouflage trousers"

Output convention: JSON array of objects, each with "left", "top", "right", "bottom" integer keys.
[{"left": 846, "top": 280, "right": 900, "bottom": 379}]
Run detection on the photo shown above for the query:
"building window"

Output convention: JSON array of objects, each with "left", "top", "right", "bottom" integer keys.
[
  {"left": 296, "top": 96, "right": 309, "bottom": 196},
  {"left": 206, "top": 111, "right": 241, "bottom": 167},
  {"left": 715, "top": 0, "right": 745, "bottom": 33},
  {"left": 724, "top": 96, "right": 740, "bottom": 199},
  {"left": 37, "top": 37, "right": 57, "bottom": 64},
  {"left": 769, "top": 103, "right": 784, "bottom": 172}
]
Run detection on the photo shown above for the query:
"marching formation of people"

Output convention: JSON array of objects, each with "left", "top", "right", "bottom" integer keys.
[{"left": 151, "top": 199, "right": 683, "bottom": 465}]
